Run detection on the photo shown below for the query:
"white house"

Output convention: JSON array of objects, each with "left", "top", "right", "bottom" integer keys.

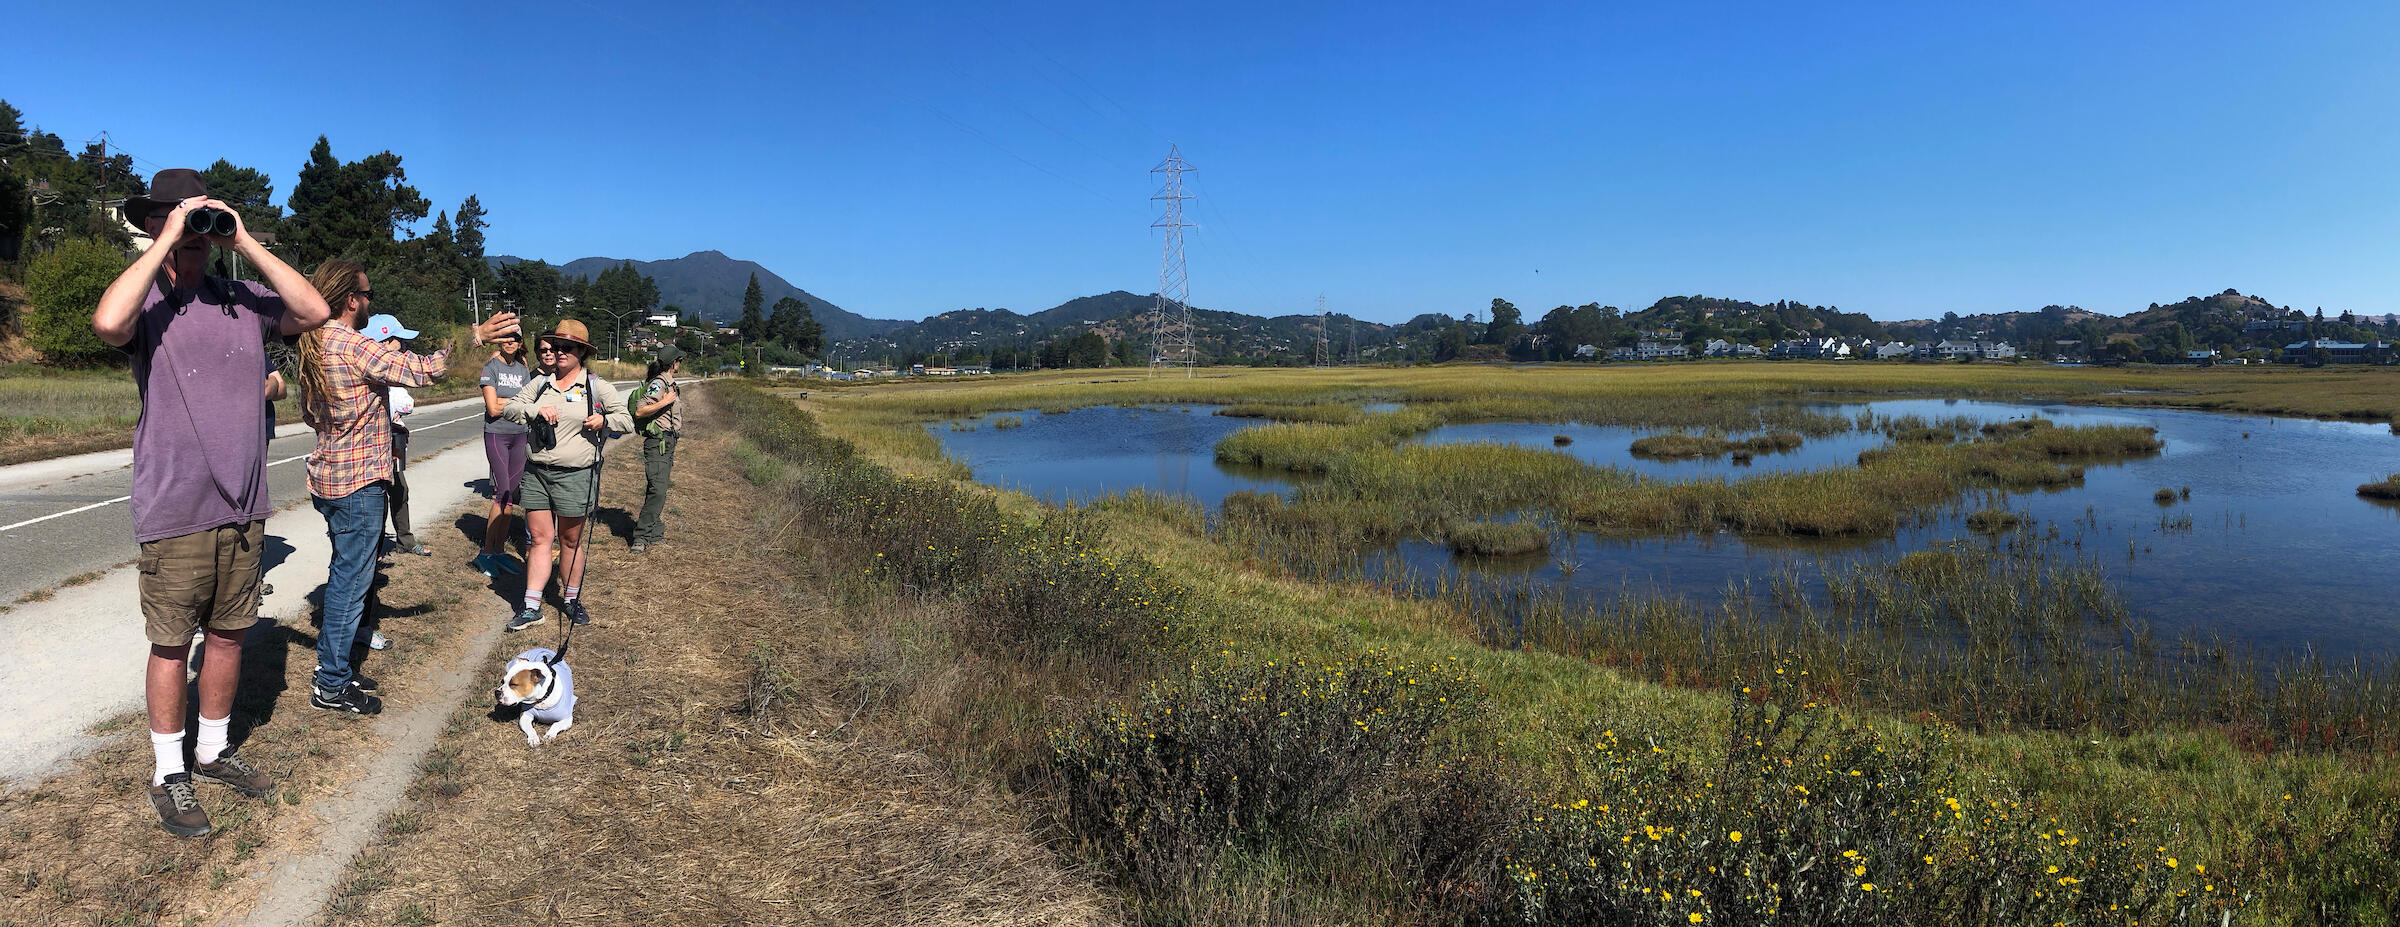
[
  {"left": 1574, "top": 344, "right": 1601, "bottom": 360},
  {"left": 1637, "top": 341, "right": 1689, "bottom": 360},
  {"left": 1875, "top": 341, "right": 1914, "bottom": 359},
  {"left": 645, "top": 312, "right": 679, "bottom": 328}
]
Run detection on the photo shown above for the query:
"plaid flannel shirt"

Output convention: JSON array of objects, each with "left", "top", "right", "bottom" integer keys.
[{"left": 305, "top": 323, "right": 450, "bottom": 499}]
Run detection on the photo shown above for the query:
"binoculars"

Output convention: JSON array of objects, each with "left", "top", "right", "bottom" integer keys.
[{"left": 184, "top": 207, "right": 238, "bottom": 238}]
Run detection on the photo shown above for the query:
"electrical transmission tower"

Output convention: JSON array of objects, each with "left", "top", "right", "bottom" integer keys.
[
  {"left": 1149, "top": 146, "right": 1196, "bottom": 377},
  {"left": 1315, "top": 294, "right": 1330, "bottom": 367}
]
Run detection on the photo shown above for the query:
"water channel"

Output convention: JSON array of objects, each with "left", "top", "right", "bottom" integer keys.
[{"left": 934, "top": 399, "right": 2400, "bottom": 658}]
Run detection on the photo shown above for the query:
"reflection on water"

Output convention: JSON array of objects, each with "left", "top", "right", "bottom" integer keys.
[{"left": 935, "top": 399, "right": 2400, "bottom": 658}]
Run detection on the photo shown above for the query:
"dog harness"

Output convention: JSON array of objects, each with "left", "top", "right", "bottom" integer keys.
[{"left": 512, "top": 648, "right": 576, "bottom": 724}]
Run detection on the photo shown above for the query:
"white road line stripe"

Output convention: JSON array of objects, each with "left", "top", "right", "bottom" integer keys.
[
  {"left": 7, "top": 415, "right": 493, "bottom": 532},
  {"left": 0, "top": 496, "right": 134, "bottom": 534}
]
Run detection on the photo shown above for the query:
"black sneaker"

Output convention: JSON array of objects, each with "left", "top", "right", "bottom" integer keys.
[
  {"left": 505, "top": 608, "right": 545, "bottom": 633},
  {"left": 149, "top": 773, "right": 211, "bottom": 837},
  {"left": 193, "top": 750, "right": 276, "bottom": 799},
  {"left": 310, "top": 682, "right": 383, "bottom": 715},
  {"left": 563, "top": 600, "right": 591, "bottom": 626},
  {"left": 312, "top": 666, "right": 378, "bottom": 694}
]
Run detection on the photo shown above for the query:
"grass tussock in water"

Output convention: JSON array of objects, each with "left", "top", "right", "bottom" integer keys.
[
  {"left": 2355, "top": 474, "right": 2400, "bottom": 500},
  {"left": 1627, "top": 431, "right": 1803, "bottom": 459},
  {"left": 1438, "top": 519, "right": 1550, "bottom": 557},
  {"left": 1213, "top": 408, "right": 1440, "bottom": 472},
  {"left": 1214, "top": 402, "right": 1366, "bottom": 424},
  {"left": 1965, "top": 508, "right": 2025, "bottom": 533}
]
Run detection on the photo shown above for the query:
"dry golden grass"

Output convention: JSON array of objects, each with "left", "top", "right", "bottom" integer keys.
[{"left": 328, "top": 388, "right": 1109, "bottom": 927}]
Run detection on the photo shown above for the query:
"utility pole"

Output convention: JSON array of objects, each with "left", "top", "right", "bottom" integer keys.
[{"left": 1148, "top": 145, "right": 1196, "bottom": 377}]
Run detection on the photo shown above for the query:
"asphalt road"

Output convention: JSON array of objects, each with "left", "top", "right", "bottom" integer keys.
[{"left": 0, "top": 387, "right": 627, "bottom": 609}]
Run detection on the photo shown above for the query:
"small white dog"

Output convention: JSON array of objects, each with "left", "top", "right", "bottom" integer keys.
[{"left": 495, "top": 648, "right": 576, "bottom": 746}]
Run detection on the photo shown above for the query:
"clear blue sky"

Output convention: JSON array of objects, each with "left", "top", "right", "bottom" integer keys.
[{"left": 6, "top": 0, "right": 2396, "bottom": 323}]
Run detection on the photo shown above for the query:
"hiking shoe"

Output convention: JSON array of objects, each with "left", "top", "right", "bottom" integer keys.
[
  {"left": 149, "top": 773, "right": 211, "bottom": 837},
  {"left": 193, "top": 750, "right": 276, "bottom": 799},
  {"left": 472, "top": 553, "right": 501, "bottom": 577},
  {"left": 310, "top": 683, "right": 383, "bottom": 716},
  {"left": 505, "top": 608, "right": 545, "bottom": 633},
  {"left": 311, "top": 667, "right": 377, "bottom": 694},
  {"left": 628, "top": 542, "right": 647, "bottom": 555},
  {"left": 563, "top": 600, "right": 591, "bottom": 626},
  {"left": 397, "top": 542, "right": 431, "bottom": 557}
]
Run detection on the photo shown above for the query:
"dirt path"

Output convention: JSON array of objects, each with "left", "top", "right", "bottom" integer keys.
[{"left": 0, "top": 387, "right": 1107, "bottom": 927}]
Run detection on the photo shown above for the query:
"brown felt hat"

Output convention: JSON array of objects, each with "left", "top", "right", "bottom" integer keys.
[
  {"left": 539, "top": 319, "right": 595, "bottom": 354},
  {"left": 119, "top": 168, "right": 208, "bottom": 230}
]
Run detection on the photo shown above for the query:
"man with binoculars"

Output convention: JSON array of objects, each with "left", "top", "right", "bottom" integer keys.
[{"left": 91, "top": 168, "right": 334, "bottom": 836}]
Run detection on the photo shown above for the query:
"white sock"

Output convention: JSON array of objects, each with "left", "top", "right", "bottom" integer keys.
[
  {"left": 563, "top": 585, "right": 579, "bottom": 602},
  {"left": 195, "top": 715, "right": 231, "bottom": 766},
  {"left": 523, "top": 591, "right": 541, "bottom": 612},
  {"left": 151, "top": 729, "right": 185, "bottom": 786}
]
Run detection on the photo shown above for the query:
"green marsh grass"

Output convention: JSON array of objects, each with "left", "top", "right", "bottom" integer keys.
[
  {"left": 1437, "top": 519, "right": 1550, "bottom": 556},
  {"left": 1627, "top": 431, "right": 1804, "bottom": 459}
]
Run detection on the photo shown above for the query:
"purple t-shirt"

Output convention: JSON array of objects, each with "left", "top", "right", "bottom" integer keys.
[{"left": 127, "top": 277, "right": 287, "bottom": 543}]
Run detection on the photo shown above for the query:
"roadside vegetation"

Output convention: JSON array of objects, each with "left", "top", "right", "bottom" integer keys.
[{"left": 731, "top": 377, "right": 2400, "bottom": 926}]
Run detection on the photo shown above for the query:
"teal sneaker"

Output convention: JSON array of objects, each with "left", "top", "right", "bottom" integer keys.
[{"left": 505, "top": 608, "right": 545, "bottom": 633}]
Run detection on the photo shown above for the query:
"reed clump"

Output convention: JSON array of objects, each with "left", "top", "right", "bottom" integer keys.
[
  {"left": 1438, "top": 519, "right": 1550, "bottom": 557},
  {"left": 1214, "top": 408, "right": 1440, "bottom": 472},
  {"left": 1966, "top": 508, "right": 2025, "bottom": 533},
  {"left": 1628, "top": 431, "right": 1804, "bottom": 459},
  {"left": 1215, "top": 402, "right": 1365, "bottom": 424},
  {"left": 2355, "top": 474, "right": 2400, "bottom": 500}
]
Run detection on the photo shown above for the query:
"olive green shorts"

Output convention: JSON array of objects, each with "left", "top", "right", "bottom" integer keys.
[
  {"left": 521, "top": 464, "right": 599, "bottom": 518},
  {"left": 138, "top": 521, "right": 265, "bottom": 647}
]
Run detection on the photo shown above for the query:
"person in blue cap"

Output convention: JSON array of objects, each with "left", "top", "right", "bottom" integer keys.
[{"left": 361, "top": 313, "right": 429, "bottom": 575}]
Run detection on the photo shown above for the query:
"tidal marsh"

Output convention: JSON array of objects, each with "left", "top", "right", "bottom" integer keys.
[{"left": 741, "top": 378, "right": 2400, "bottom": 925}]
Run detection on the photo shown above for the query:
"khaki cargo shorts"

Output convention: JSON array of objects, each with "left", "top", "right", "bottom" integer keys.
[
  {"left": 521, "top": 464, "right": 598, "bottom": 518},
  {"left": 138, "top": 521, "right": 265, "bottom": 647}
]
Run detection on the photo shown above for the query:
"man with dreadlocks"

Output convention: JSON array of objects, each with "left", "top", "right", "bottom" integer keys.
[{"left": 291, "top": 259, "right": 517, "bottom": 720}]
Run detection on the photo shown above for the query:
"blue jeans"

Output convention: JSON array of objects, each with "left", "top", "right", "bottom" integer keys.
[{"left": 312, "top": 483, "right": 386, "bottom": 694}]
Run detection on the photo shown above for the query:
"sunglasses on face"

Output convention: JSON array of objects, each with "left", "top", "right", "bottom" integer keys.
[{"left": 352, "top": 290, "right": 372, "bottom": 300}]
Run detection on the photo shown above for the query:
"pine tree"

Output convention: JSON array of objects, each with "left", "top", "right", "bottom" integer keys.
[{"left": 738, "top": 272, "right": 765, "bottom": 337}]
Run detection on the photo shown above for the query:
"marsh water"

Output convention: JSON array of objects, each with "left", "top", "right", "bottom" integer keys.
[{"left": 935, "top": 400, "right": 2400, "bottom": 658}]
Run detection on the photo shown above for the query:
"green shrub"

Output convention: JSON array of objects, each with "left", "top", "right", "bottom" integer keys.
[
  {"left": 1051, "top": 651, "right": 1477, "bottom": 898},
  {"left": 1496, "top": 666, "right": 2235, "bottom": 926},
  {"left": 24, "top": 238, "right": 127, "bottom": 366}
]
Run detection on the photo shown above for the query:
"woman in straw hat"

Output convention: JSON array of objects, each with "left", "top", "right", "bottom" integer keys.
[{"left": 500, "top": 320, "right": 633, "bottom": 632}]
